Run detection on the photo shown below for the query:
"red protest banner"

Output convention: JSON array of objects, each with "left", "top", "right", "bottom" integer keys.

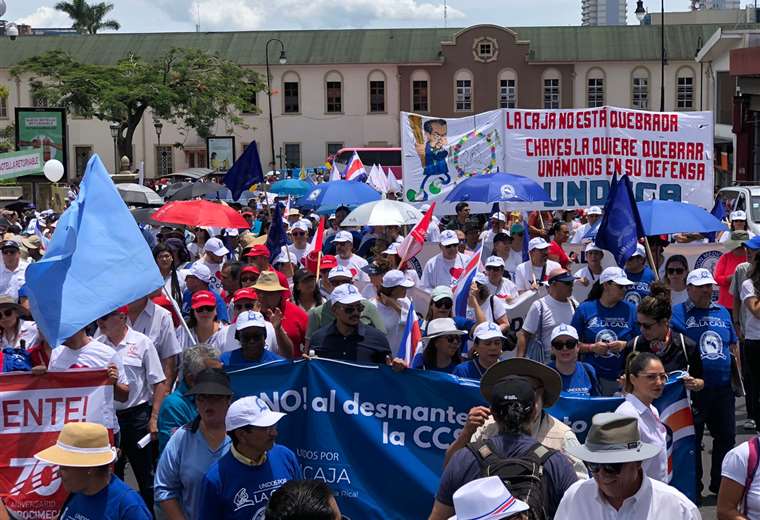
[{"left": 0, "top": 369, "right": 114, "bottom": 518}]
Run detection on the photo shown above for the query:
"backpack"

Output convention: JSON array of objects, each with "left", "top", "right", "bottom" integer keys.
[{"left": 466, "top": 438, "right": 556, "bottom": 520}]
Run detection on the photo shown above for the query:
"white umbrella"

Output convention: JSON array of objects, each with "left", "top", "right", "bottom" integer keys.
[
  {"left": 341, "top": 199, "right": 423, "bottom": 227},
  {"left": 116, "top": 183, "right": 164, "bottom": 206}
]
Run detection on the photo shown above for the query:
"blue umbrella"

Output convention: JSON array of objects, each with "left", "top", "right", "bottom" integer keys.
[
  {"left": 297, "top": 180, "right": 381, "bottom": 215},
  {"left": 443, "top": 172, "right": 550, "bottom": 203},
  {"left": 637, "top": 200, "right": 727, "bottom": 235},
  {"left": 270, "top": 178, "right": 311, "bottom": 196}
]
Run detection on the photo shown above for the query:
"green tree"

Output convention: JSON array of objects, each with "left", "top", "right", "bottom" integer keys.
[
  {"left": 12, "top": 49, "right": 263, "bottom": 164},
  {"left": 54, "top": 0, "right": 120, "bottom": 34}
]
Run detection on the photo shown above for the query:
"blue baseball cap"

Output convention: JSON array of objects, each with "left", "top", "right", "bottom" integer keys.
[{"left": 744, "top": 236, "right": 760, "bottom": 250}]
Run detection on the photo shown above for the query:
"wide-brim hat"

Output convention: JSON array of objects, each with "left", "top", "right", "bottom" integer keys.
[
  {"left": 725, "top": 230, "right": 751, "bottom": 251},
  {"left": 0, "top": 295, "right": 30, "bottom": 319},
  {"left": 480, "top": 358, "right": 561, "bottom": 407},
  {"left": 566, "top": 412, "right": 660, "bottom": 464},
  {"left": 422, "top": 318, "right": 467, "bottom": 342},
  {"left": 35, "top": 422, "right": 116, "bottom": 467},
  {"left": 185, "top": 368, "right": 234, "bottom": 397}
]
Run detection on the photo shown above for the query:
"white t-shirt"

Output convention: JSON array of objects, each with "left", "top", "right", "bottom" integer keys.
[
  {"left": 215, "top": 322, "right": 279, "bottom": 355},
  {"left": 514, "top": 260, "right": 561, "bottom": 292},
  {"left": 129, "top": 300, "right": 182, "bottom": 360},
  {"left": 48, "top": 339, "right": 126, "bottom": 432},
  {"left": 504, "top": 249, "right": 523, "bottom": 282},
  {"left": 486, "top": 278, "right": 519, "bottom": 301},
  {"left": 98, "top": 328, "right": 165, "bottom": 411},
  {"left": 722, "top": 440, "right": 760, "bottom": 519},
  {"left": 196, "top": 259, "right": 224, "bottom": 293},
  {"left": 671, "top": 288, "right": 688, "bottom": 306},
  {"left": 337, "top": 254, "right": 369, "bottom": 282},
  {"left": 741, "top": 279, "right": 760, "bottom": 340},
  {"left": 288, "top": 243, "right": 309, "bottom": 265},
  {"left": 421, "top": 253, "right": 467, "bottom": 291},
  {"left": 523, "top": 295, "right": 577, "bottom": 347},
  {"left": 466, "top": 296, "right": 507, "bottom": 323},
  {"left": 376, "top": 297, "right": 411, "bottom": 357},
  {"left": 176, "top": 325, "right": 227, "bottom": 352}
]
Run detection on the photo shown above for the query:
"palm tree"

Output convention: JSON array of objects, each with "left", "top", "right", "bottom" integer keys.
[{"left": 54, "top": 0, "right": 120, "bottom": 34}]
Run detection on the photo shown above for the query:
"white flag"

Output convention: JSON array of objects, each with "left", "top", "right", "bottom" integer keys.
[
  {"left": 329, "top": 162, "right": 342, "bottom": 181},
  {"left": 366, "top": 163, "right": 389, "bottom": 194},
  {"left": 387, "top": 167, "right": 402, "bottom": 193}
]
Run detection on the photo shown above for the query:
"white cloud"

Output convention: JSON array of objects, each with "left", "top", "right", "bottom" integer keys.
[
  {"left": 15, "top": 6, "right": 72, "bottom": 27},
  {"left": 156, "top": 0, "right": 465, "bottom": 31}
]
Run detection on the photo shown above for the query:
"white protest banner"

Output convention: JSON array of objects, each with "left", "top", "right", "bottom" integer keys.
[
  {"left": 0, "top": 369, "right": 114, "bottom": 518},
  {"left": 0, "top": 149, "right": 44, "bottom": 180},
  {"left": 504, "top": 107, "right": 714, "bottom": 209},
  {"left": 401, "top": 110, "right": 504, "bottom": 204}
]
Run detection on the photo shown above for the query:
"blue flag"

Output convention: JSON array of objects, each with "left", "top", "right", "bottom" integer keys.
[
  {"left": 594, "top": 174, "right": 645, "bottom": 267},
  {"left": 224, "top": 140, "right": 264, "bottom": 201},
  {"left": 706, "top": 198, "right": 727, "bottom": 242},
  {"left": 266, "top": 201, "right": 288, "bottom": 264},
  {"left": 25, "top": 154, "right": 163, "bottom": 347},
  {"left": 521, "top": 211, "right": 529, "bottom": 262}
]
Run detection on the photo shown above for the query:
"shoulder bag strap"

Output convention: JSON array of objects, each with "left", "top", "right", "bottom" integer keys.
[{"left": 744, "top": 436, "right": 760, "bottom": 513}]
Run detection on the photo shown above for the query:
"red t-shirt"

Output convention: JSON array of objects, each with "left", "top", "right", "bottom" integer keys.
[
  {"left": 279, "top": 300, "right": 308, "bottom": 357},
  {"left": 548, "top": 240, "right": 571, "bottom": 269}
]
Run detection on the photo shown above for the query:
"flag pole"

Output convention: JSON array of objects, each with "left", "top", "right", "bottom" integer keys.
[{"left": 642, "top": 237, "right": 661, "bottom": 281}]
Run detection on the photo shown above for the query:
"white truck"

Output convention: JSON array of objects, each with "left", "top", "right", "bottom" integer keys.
[{"left": 716, "top": 185, "right": 760, "bottom": 236}]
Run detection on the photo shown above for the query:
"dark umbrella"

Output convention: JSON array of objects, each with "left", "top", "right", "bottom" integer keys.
[
  {"left": 168, "top": 181, "right": 225, "bottom": 201},
  {"left": 130, "top": 207, "right": 159, "bottom": 226},
  {"left": 160, "top": 182, "right": 191, "bottom": 199}
]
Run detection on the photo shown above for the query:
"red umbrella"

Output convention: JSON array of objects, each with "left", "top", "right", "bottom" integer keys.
[{"left": 151, "top": 200, "right": 249, "bottom": 228}]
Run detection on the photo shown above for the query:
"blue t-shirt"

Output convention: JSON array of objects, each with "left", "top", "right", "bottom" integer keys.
[
  {"left": 572, "top": 299, "right": 637, "bottom": 381},
  {"left": 623, "top": 266, "right": 655, "bottom": 305},
  {"left": 411, "top": 352, "right": 458, "bottom": 373},
  {"left": 220, "top": 348, "right": 284, "bottom": 370},
  {"left": 671, "top": 300, "right": 737, "bottom": 389},
  {"left": 181, "top": 288, "right": 229, "bottom": 322},
  {"left": 60, "top": 475, "right": 151, "bottom": 520},
  {"left": 452, "top": 359, "right": 489, "bottom": 380},
  {"left": 198, "top": 445, "right": 302, "bottom": 520},
  {"left": 548, "top": 361, "right": 600, "bottom": 396},
  {"left": 421, "top": 316, "right": 475, "bottom": 354}
]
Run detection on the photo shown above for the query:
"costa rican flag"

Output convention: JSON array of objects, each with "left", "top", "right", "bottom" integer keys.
[
  {"left": 655, "top": 372, "right": 696, "bottom": 501},
  {"left": 342, "top": 151, "right": 367, "bottom": 181},
  {"left": 397, "top": 302, "right": 422, "bottom": 365},
  {"left": 397, "top": 202, "right": 436, "bottom": 267},
  {"left": 452, "top": 248, "right": 483, "bottom": 318}
]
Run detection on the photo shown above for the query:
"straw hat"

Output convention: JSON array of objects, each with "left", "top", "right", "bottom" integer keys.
[
  {"left": 35, "top": 422, "right": 116, "bottom": 467},
  {"left": 0, "top": 295, "right": 30, "bottom": 319},
  {"left": 252, "top": 271, "right": 287, "bottom": 292}
]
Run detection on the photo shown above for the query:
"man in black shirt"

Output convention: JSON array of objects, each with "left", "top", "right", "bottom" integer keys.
[{"left": 310, "top": 284, "right": 391, "bottom": 363}]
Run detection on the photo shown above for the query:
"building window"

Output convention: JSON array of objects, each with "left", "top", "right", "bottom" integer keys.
[
  {"left": 326, "top": 142, "right": 343, "bottom": 158},
  {"left": 499, "top": 79, "right": 516, "bottom": 108},
  {"left": 283, "top": 81, "right": 299, "bottom": 113},
  {"left": 243, "top": 88, "right": 257, "bottom": 114},
  {"left": 412, "top": 80, "right": 428, "bottom": 112},
  {"left": 185, "top": 150, "right": 207, "bottom": 169},
  {"left": 677, "top": 75, "right": 694, "bottom": 111},
  {"left": 326, "top": 81, "right": 342, "bottom": 113},
  {"left": 543, "top": 78, "right": 560, "bottom": 109},
  {"left": 74, "top": 146, "right": 92, "bottom": 177},
  {"left": 156, "top": 145, "right": 173, "bottom": 176},
  {"left": 369, "top": 80, "right": 385, "bottom": 113},
  {"left": 473, "top": 37, "right": 499, "bottom": 63},
  {"left": 284, "top": 143, "right": 301, "bottom": 169},
  {"left": 632, "top": 73, "right": 649, "bottom": 110},
  {"left": 587, "top": 78, "right": 604, "bottom": 108},
  {"left": 478, "top": 42, "right": 493, "bottom": 59},
  {"left": 716, "top": 71, "right": 733, "bottom": 125},
  {"left": 455, "top": 79, "right": 472, "bottom": 112},
  {"left": 0, "top": 96, "right": 6, "bottom": 119}
]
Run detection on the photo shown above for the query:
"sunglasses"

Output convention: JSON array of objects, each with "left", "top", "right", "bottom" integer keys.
[
  {"left": 291, "top": 231, "right": 306, "bottom": 237},
  {"left": 637, "top": 372, "right": 668, "bottom": 382},
  {"left": 235, "top": 303, "right": 255, "bottom": 312},
  {"left": 441, "top": 335, "right": 461, "bottom": 343},
  {"left": 341, "top": 304, "right": 364, "bottom": 315},
  {"left": 195, "top": 306, "right": 216, "bottom": 313},
  {"left": 667, "top": 267, "right": 685, "bottom": 275},
  {"left": 636, "top": 320, "right": 658, "bottom": 330},
  {"left": 551, "top": 340, "right": 578, "bottom": 350},
  {"left": 240, "top": 333, "right": 265, "bottom": 343},
  {"left": 485, "top": 266, "right": 503, "bottom": 271},
  {"left": 587, "top": 462, "right": 624, "bottom": 475},
  {"left": 433, "top": 299, "right": 453, "bottom": 310}
]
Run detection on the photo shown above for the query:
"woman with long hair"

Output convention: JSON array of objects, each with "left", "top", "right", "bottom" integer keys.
[
  {"left": 664, "top": 254, "right": 689, "bottom": 306},
  {"left": 0, "top": 297, "right": 36, "bottom": 350},
  {"left": 188, "top": 227, "right": 210, "bottom": 259},
  {"left": 153, "top": 243, "right": 184, "bottom": 305},
  {"left": 292, "top": 269, "right": 322, "bottom": 312},
  {"left": 411, "top": 318, "right": 466, "bottom": 373},
  {"left": 178, "top": 291, "right": 225, "bottom": 351}
]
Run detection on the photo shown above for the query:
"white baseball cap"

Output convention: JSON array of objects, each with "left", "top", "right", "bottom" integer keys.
[
  {"left": 204, "top": 237, "right": 229, "bottom": 257},
  {"left": 439, "top": 229, "right": 459, "bottom": 247},
  {"left": 587, "top": 206, "right": 603, "bottom": 215},
  {"left": 528, "top": 237, "right": 550, "bottom": 251},
  {"left": 731, "top": 210, "right": 747, "bottom": 221},
  {"left": 485, "top": 255, "right": 505, "bottom": 268},
  {"left": 585, "top": 242, "right": 603, "bottom": 253},
  {"left": 224, "top": 228, "right": 239, "bottom": 237},
  {"left": 328, "top": 265, "right": 354, "bottom": 280},
  {"left": 291, "top": 221, "right": 309, "bottom": 232},
  {"left": 381, "top": 269, "right": 414, "bottom": 288},
  {"left": 330, "top": 283, "right": 363, "bottom": 305},
  {"left": 225, "top": 396, "right": 285, "bottom": 431},
  {"left": 431, "top": 286, "right": 454, "bottom": 302},
  {"left": 490, "top": 212, "right": 507, "bottom": 222},
  {"left": 474, "top": 322, "right": 505, "bottom": 341},
  {"left": 630, "top": 243, "right": 646, "bottom": 258},
  {"left": 187, "top": 263, "right": 212, "bottom": 283},
  {"left": 450, "top": 476, "right": 529, "bottom": 520},
  {"left": 550, "top": 323, "right": 579, "bottom": 343},
  {"left": 599, "top": 266, "right": 634, "bottom": 286},
  {"left": 687, "top": 268, "right": 716, "bottom": 286},
  {"left": 236, "top": 310, "right": 267, "bottom": 331},
  {"left": 333, "top": 230, "right": 353, "bottom": 243}
]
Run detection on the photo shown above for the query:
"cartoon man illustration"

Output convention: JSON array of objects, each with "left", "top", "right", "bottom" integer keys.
[{"left": 411, "top": 117, "right": 450, "bottom": 201}]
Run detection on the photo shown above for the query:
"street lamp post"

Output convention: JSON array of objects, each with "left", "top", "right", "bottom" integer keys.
[
  {"left": 153, "top": 119, "right": 163, "bottom": 175},
  {"left": 109, "top": 122, "right": 120, "bottom": 173},
  {"left": 265, "top": 38, "right": 287, "bottom": 178},
  {"left": 635, "top": 0, "right": 665, "bottom": 112}
]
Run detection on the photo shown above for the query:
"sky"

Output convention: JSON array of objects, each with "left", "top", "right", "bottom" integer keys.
[{"left": 6, "top": 0, "right": 728, "bottom": 33}]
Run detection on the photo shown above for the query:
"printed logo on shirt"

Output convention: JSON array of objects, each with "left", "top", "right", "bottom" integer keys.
[
  {"left": 699, "top": 330, "right": 726, "bottom": 360},
  {"left": 587, "top": 317, "right": 628, "bottom": 329},
  {"left": 685, "top": 316, "right": 730, "bottom": 329},
  {"left": 233, "top": 478, "right": 288, "bottom": 512},
  {"left": 126, "top": 343, "right": 140, "bottom": 358},
  {"left": 594, "top": 329, "right": 620, "bottom": 358},
  {"left": 624, "top": 290, "right": 641, "bottom": 305}
]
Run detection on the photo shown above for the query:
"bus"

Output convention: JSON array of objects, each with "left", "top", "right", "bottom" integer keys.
[{"left": 332, "top": 147, "right": 402, "bottom": 179}]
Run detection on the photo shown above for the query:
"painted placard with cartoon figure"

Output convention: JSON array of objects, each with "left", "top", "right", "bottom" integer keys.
[{"left": 401, "top": 110, "right": 503, "bottom": 202}]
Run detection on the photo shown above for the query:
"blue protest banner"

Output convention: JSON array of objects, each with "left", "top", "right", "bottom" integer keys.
[{"left": 230, "top": 361, "right": 697, "bottom": 518}]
